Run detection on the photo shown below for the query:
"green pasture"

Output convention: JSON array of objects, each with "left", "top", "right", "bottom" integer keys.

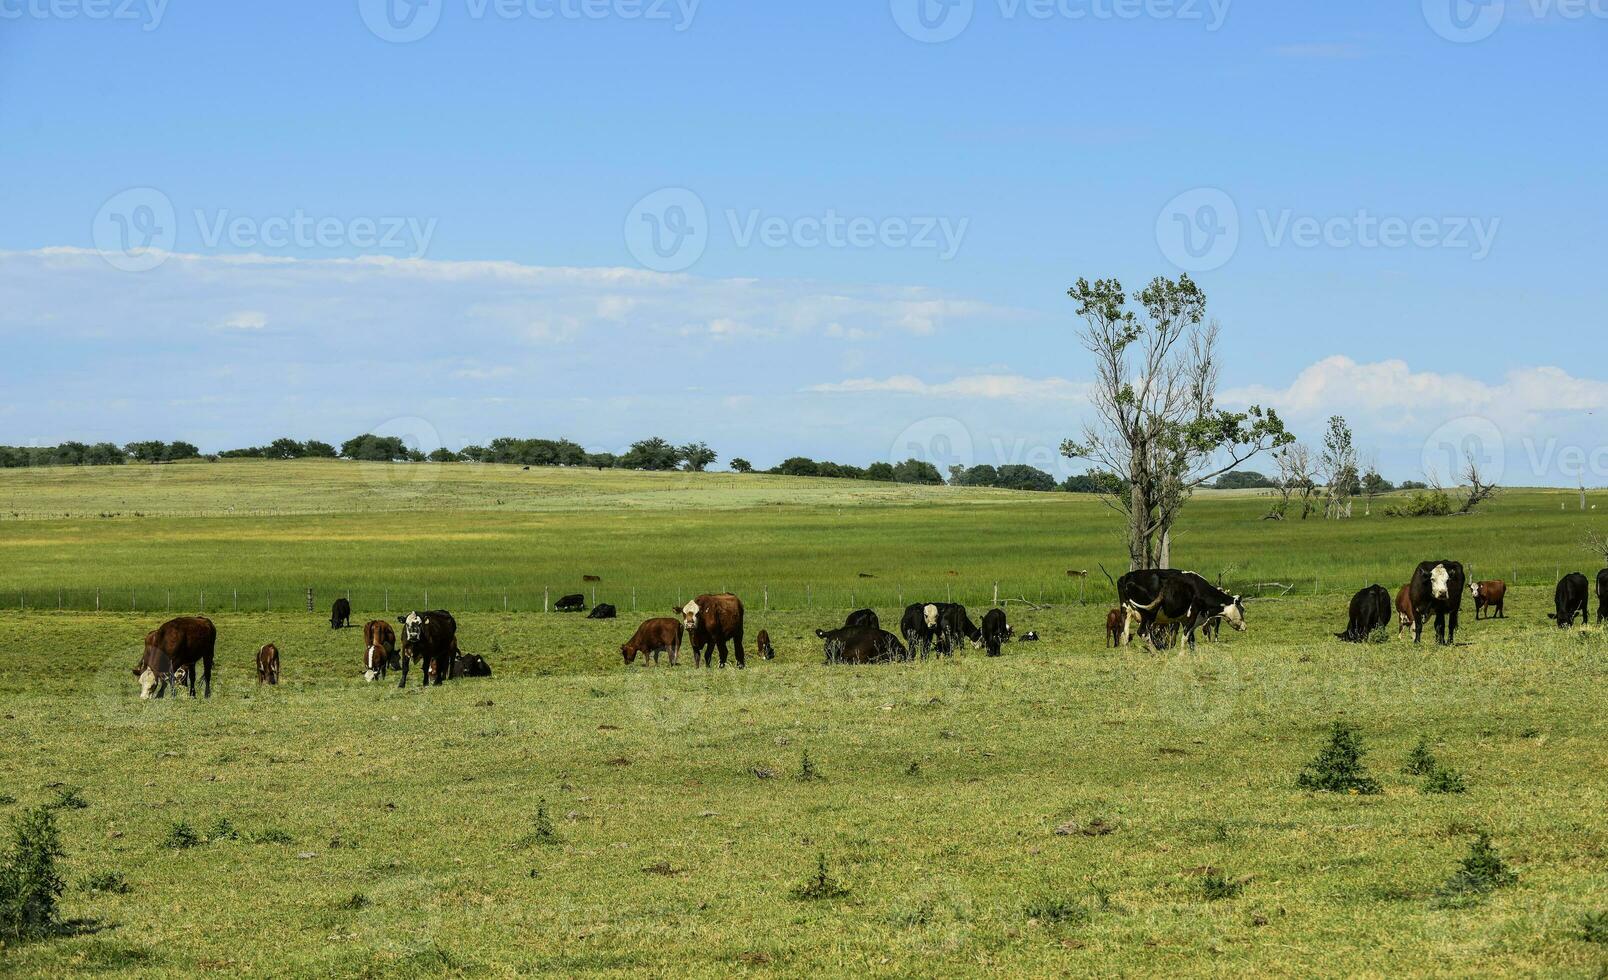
[{"left": 1, "top": 462, "right": 1607, "bottom": 976}]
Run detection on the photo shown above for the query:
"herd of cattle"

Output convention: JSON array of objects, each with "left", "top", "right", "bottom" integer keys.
[{"left": 129, "top": 562, "right": 1608, "bottom": 697}]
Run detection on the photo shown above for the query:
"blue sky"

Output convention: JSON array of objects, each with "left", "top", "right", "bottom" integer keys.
[{"left": 1, "top": 1, "right": 1604, "bottom": 484}]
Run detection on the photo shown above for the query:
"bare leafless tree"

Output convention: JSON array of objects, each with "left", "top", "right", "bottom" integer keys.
[{"left": 1457, "top": 451, "right": 1500, "bottom": 515}]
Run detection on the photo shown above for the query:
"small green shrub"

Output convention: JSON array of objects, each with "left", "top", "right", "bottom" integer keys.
[
  {"left": 1402, "top": 738, "right": 1438, "bottom": 776},
  {"left": 0, "top": 805, "right": 67, "bottom": 941},
  {"left": 520, "top": 799, "right": 559, "bottom": 847},
  {"left": 1201, "top": 871, "right": 1244, "bottom": 901},
  {"left": 205, "top": 816, "right": 240, "bottom": 842},
  {"left": 1579, "top": 910, "right": 1608, "bottom": 944},
  {"left": 162, "top": 821, "right": 201, "bottom": 850},
  {"left": 1436, "top": 834, "right": 1517, "bottom": 904},
  {"left": 48, "top": 786, "right": 88, "bottom": 811},
  {"left": 1024, "top": 895, "right": 1090, "bottom": 925},
  {"left": 251, "top": 828, "right": 294, "bottom": 845},
  {"left": 1296, "top": 723, "right": 1381, "bottom": 794},
  {"left": 80, "top": 871, "right": 130, "bottom": 895},
  {"left": 1422, "top": 767, "right": 1468, "bottom": 794},
  {"left": 790, "top": 854, "right": 849, "bottom": 901},
  {"left": 796, "top": 750, "right": 822, "bottom": 782},
  {"left": 1383, "top": 490, "right": 1454, "bottom": 518}
]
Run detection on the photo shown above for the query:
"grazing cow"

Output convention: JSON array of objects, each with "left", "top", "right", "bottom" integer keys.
[
  {"left": 363, "top": 642, "right": 388, "bottom": 682},
  {"left": 554, "top": 594, "right": 587, "bottom": 613},
  {"left": 845, "top": 609, "right": 880, "bottom": 631},
  {"left": 1395, "top": 584, "right": 1415, "bottom": 637},
  {"left": 583, "top": 574, "right": 602, "bottom": 583},
  {"left": 900, "top": 602, "right": 941, "bottom": 658},
  {"left": 256, "top": 643, "right": 280, "bottom": 685},
  {"left": 981, "top": 608, "right": 1010, "bottom": 657},
  {"left": 364, "top": 620, "right": 400, "bottom": 671},
  {"left": 815, "top": 626, "right": 908, "bottom": 665},
  {"left": 755, "top": 629, "right": 776, "bottom": 660},
  {"left": 330, "top": 597, "right": 351, "bottom": 630},
  {"left": 934, "top": 604, "right": 983, "bottom": 655},
  {"left": 448, "top": 653, "right": 493, "bottom": 678},
  {"left": 1550, "top": 572, "right": 1589, "bottom": 628},
  {"left": 1116, "top": 570, "right": 1246, "bottom": 651},
  {"left": 622, "top": 617, "right": 684, "bottom": 666},
  {"left": 1336, "top": 586, "right": 1392, "bottom": 643},
  {"left": 396, "top": 610, "right": 458, "bottom": 688},
  {"left": 1470, "top": 580, "right": 1507, "bottom": 620},
  {"left": 1408, "top": 561, "right": 1467, "bottom": 646},
  {"left": 677, "top": 594, "right": 746, "bottom": 668},
  {"left": 132, "top": 616, "right": 216, "bottom": 699},
  {"left": 587, "top": 604, "right": 618, "bottom": 620},
  {"left": 1598, "top": 569, "right": 1608, "bottom": 624}
]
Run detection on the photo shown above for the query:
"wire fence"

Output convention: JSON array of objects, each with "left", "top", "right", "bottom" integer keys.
[{"left": 0, "top": 563, "right": 1561, "bottom": 617}]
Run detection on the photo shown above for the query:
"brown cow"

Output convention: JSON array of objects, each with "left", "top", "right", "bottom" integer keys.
[
  {"left": 677, "top": 594, "right": 746, "bottom": 668},
  {"left": 364, "top": 620, "right": 399, "bottom": 671},
  {"left": 132, "top": 616, "right": 216, "bottom": 698},
  {"left": 1395, "top": 584, "right": 1415, "bottom": 637},
  {"left": 363, "top": 642, "right": 389, "bottom": 682},
  {"left": 622, "top": 617, "right": 684, "bottom": 666},
  {"left": 1105, "top": 608, "right": 1124, "bottom": 648},
  {"left": 1470, "top": 579, "right": 1506, "bottom": 620},
  {"left": 256, "top": 643, "right": 280, "bottom": 685},
  {"left": 755, "top": 629, "right": 776, "bottom": 660}
]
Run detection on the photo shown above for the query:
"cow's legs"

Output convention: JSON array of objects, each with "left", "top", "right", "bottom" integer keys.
[
  {"left": 733, "top": 634, "right": 745, "bottom": 669},
  {"left": 203, "top": 654, "right": 213, "bottom": 697},
  {"left": 717, "top": 641, "right": 729, "bottom": 668},
  {"left": 398, "top": 654, "right": 410, "bottom": 688}
]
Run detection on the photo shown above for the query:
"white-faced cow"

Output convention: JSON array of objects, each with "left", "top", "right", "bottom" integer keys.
[
  {"left": 1407, "top": 561, "right": 1466, "bottom": 645},
  {"left": 1336, "top": 585, "right": 1392, "bottom": 643},
  {"left": 1116, "top": 570, "right": 1246, "bottom": 650},
  {"left": 396, "top": 610, "right": 458, "bottom": 688},
  {"left": 678, "top": 594, "right": 746, "bottom": 668},
  {"left": 1550, "top": 572, "right": 1589, "bottom": 628},
  {"left": 899, "top": 603, "right": 941, "bottom": 658},
  {"left": 133, "top": 616, "right": 217, "bottom": 699}
]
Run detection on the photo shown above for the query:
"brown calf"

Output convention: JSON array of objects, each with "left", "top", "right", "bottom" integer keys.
[
  {"left": 755, "top": 629, "right": 776, "bottom": 660},
  {"left": 364, "top": 620, "right": 398, "bottom": 671},
  {"left": 622, "top": 617, "right": 685, "bottom": 666},
  {"left": 364, "top": 642, "right": 389, "bottom": 682},
  {"left": 1395, "top": 584, "right": 1415, "bottom": 636},
  {"left": 256, "top": 643, "right": 280, "bottom": 685},
  {"left": 1471, "top": 579, "right": 1506, "bottom": 620}
]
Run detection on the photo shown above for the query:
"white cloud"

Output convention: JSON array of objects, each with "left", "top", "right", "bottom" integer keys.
[
  {"left": 1223, "top": 356, "right": 1608, "bottom": 432},
  {"left": 809, "top": 374, "right": 1090, "bottom": 402},
  {"left": 218, "top": 310, "right": 267, "bottom": 330}
]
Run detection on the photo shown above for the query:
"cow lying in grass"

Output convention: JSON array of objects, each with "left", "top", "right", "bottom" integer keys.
[{"left": 816, "top": 626, "right": 908, "bottom": 665}]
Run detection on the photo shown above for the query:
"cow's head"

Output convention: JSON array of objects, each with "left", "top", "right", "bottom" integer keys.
[
  {"left": 137, "top": 668, "right": 159, "bottom": 699},
  {"left": 923, "top": 604, "right": 939, "bottom": 628},
  {"left": 679, "top": 600, "right": 701, "bottom": 631},
  {"left": 1219, "top": 596, "right": 1248, "bottom": 632},
  {"left": 1430, "top": 564, "right": 1451, "bottom": 601},
  {"left": 1469, "top": 581, "right": 1481, "bottom": 599},
  {"left": 621, "top": 644, "right": 638, "bottom": 665},
  {"left": 401, "top": 612, "right": 425, "bottom": 643}
]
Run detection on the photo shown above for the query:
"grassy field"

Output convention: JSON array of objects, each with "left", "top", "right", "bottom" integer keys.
[{"left": 2, "top": 463, "right": 1607, "bottom": 976}]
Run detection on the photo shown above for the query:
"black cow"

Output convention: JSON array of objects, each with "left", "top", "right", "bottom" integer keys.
[
  {"left": 845, "top": 608, "right": 879, "bottom": 630},
  {"left": 554, "top": 594, "right": 586, "bottom": 613},
  {"left": 397, "top": 610, "right": 458, "bottom": 688},
  {"left": 447, "top": 653, "right": 493, "bottom": 678},
  {"left": 330, "top": 597, "right": 351, "bottom": 630},
  {"left": 934, "top": 603, "right": 983, "bottom": 655},
  {"left": 900, "top": 603, "right": 940, "bottom": 657},
  {"left": 1336, "top": 585, "right": 1392, "bottom": 643},
  {"left": 587, "top": 603, "right": 617, "bottom": 620},
  {"left": 1407, "top": 560, "right": 1466, "bottom": 645},
  {"left": 981, "top": 608, "right": 1010, "bottom": 657},
  {"left": 1597, "top": 569, "right": 1608, "bottom": 624},
  {"left": 815, "top": 626, "right": 908, "bottom": 665},
  {"left": 1550, "top": 572, "right": 1589, "bottom": 628},
  {"left": 1019, "top": 630, "right": 1039, "bottom": 642},
  {"left": 1116, "top": 569, "right": 1246, "bottom": 650}
]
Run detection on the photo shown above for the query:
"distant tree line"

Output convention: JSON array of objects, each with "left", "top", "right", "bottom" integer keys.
[
  {"left": 765, "top": 457, "right": 945, "bottom": 484},
  {"left": 0, "top": 440, "right": 201, "bottom": 468}
]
